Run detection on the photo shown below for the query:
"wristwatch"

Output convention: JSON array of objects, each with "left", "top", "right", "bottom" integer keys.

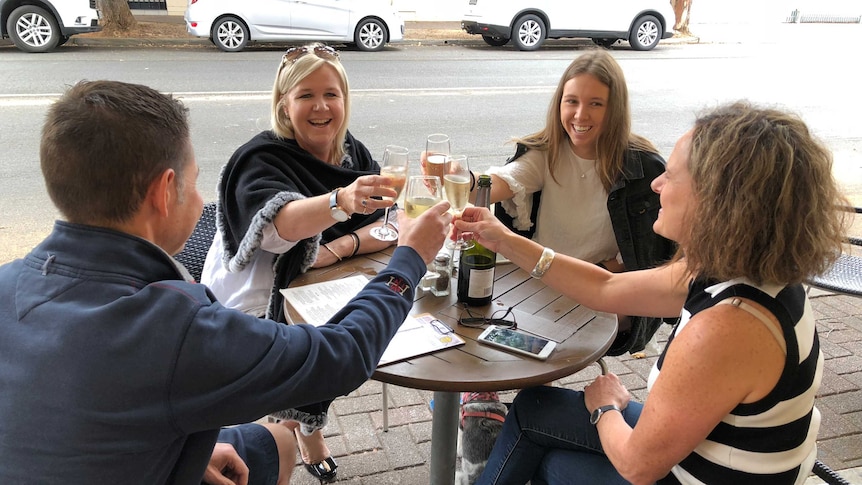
[
  {"left": 329, "top": 189, "right": 350, "bottom": 222},
  {"left": 590, "top": 404, "right": 621, "bottom": 425}
]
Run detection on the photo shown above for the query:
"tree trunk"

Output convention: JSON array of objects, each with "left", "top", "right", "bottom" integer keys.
[
  {"left": 670, "top": 0, "right": 692, "bottom": 36},
  {"left": 99, "top": 0, "right": 138, "bottom": 32}
]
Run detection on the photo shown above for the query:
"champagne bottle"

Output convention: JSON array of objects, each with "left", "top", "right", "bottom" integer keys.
[{"left": 457, "top": 175, "right": 495, "bottom": 306}]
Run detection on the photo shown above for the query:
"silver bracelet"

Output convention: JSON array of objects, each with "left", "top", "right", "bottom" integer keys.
[{"left": 530, "top": 247, "right": 555, "bottom": 279}]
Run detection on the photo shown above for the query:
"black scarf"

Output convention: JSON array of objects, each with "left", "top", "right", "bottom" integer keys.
[{"left": 216, "top": 130, "right": 383, "bottom": 322}]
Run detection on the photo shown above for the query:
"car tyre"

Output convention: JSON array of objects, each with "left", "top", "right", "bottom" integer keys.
[
  {"left": 511, "top": 14, "right": 545, "bottom": 51},
  {"left": 482, "top": 35, "right": 508, "bottom": 47},
  {"left": 629, "top": 15, "right": 662, "bottom": 51},
  {"left": 355, "top": 18, "right": 387, "bottom": 52},
  {"left": 592, "top": 38, "right": 618, "bottom": 49},
  {"left": 7, "top": 5, "right": 61, "bottom": 53},
  {"left": 212, "top": 16, "right": 249, "bottom": 52}
]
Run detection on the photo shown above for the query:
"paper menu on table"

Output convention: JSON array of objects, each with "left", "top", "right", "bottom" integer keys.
[
  {"left": 280, "top": 274, "right": 369, "bottom": 326},
  {"left": 377, "top": 313, "right": 465, "bottom": 366},
  {"left": 280, "top": 276, "right": 464, "bottom": 365}
]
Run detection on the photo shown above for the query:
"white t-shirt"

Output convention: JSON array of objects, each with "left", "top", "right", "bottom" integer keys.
[
  {"left": 201, "top": 222, "right": 297, "bottom": 317},
  {"left": 488, "top": 145, "right": 618, "bottom": 263}
]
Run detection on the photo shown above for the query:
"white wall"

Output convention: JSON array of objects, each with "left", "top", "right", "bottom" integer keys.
[{"left": 393, "top": 0, "right": 464, "bottom": 21}]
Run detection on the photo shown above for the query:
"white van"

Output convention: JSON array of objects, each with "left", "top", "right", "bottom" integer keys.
[{"left": 461, "top": 0, "right": 675, "bottom": 51}]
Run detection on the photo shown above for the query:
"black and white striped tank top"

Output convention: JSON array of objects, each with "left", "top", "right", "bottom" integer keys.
[{"left": 649, "top": 277, "right": 822, "bottom": 485}]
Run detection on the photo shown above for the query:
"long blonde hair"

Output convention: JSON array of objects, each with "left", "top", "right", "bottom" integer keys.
[
  {"left": 270, "top": 43, "right": 351, "bottom": 164},
  {"left": 684, "top": 102, "right": 849, "bottom": 285},
  {"left": 516, "top": 49, "right": 657, "bottom": 191}
]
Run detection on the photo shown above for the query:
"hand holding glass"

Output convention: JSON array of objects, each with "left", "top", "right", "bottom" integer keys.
[
  {"left": 443, "top": 154, "right": 474, "bottom": 250},
  {"left": 369, "top": 145, "right": 409, "bottom": 242},
  {"left": 404, "top": 175, "right": 442, "bottom": 218}
]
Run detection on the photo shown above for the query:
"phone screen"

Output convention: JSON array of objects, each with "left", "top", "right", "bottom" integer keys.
[{"left": 482, "top": 327, "right": 550, "bottom": 355}]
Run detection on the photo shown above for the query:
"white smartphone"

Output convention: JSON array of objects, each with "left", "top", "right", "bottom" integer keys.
[{"left": 477, "top": 325, "right": 557, "bottom": 360}]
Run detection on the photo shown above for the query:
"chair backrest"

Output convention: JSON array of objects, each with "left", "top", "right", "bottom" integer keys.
[
  {"left": 806, "top": 206, "right": 862, "bottom": 296},
  {"left": 175, "top": 202, "right": 218, "bottom": 283}
]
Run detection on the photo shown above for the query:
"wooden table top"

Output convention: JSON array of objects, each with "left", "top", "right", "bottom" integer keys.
[{"left": 287, "top": 248, "right": 618, "bottom": 393}]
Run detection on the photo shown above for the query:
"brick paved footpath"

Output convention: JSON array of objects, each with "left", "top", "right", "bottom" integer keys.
[{"left": 280, "top": 289, "right": 862, "bottom": 484}]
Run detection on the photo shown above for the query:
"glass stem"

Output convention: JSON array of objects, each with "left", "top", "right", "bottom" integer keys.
[{"left": 382, "top": 207, "right": 390, "bottom": 230}]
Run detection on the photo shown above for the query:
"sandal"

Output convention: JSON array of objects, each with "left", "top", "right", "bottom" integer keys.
[{"left": 303, "top": 456, "right": 338, "bottom": 483}]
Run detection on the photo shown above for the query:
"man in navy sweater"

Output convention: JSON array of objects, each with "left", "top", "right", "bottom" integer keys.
[{"left": 0, "top": 80, "right": 451, "bottom": 484}]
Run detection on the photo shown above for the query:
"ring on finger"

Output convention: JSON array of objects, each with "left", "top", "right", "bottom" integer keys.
[{"left": 361, "top": 198, "right": 368, "bottom": 207}]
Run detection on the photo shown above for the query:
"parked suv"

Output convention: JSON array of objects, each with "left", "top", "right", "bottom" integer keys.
[
  {"left": 461, "top": 0, "right": 675, "bottom": 51},
  {"left": 1, "top": 0, "right": 101, "bottom": 52}
]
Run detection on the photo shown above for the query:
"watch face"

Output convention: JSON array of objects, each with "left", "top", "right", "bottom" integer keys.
[{"left": 330, "top": 207, "right": 349, "bottom": 222}]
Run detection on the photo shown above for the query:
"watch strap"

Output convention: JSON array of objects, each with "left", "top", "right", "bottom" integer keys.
[{"left": 590, "top": 404, "right": 621, "bottom": 425}]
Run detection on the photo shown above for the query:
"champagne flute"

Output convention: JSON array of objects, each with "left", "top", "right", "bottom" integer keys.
[
  {"left": 443, "top": 154, "right": 474, "bottom": 250},
  {"left": 369, "top": 145, "right": 409, "bottom": 242},
  {"left": 425, "top": 134, "right": 450, "bottom": 182},
  {"left": 404, "top": 175, "right": 442, "bottom": 218}
]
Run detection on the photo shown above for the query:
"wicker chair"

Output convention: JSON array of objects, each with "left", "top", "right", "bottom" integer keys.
[
  {"left": 174, "top": 202, "right": 218, "bottom": 283},
  {"left": 806, "top": 207, "right": 862, "bottom": 296}
]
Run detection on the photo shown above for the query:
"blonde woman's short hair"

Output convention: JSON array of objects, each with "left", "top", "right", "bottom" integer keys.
[{"left": 270, "top": 43, "right": 350, "bottom": 164}]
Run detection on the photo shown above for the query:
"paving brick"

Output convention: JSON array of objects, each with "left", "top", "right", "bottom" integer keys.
[
  {"left": 408, "top": 420, "right": 433, "bottom": 443},
  {"left": 830, "top": 355, "right": 862, "bottom": 375},
  {"left": 340, "top": 413, "right": 383, "bottom": 454},
  {"left": 819, "top": 390, "right": 862, "bottom": 415},
  {"left": 333, "top": 449, "right": 392, "bottom": 479},
  {"left": 371, "top": 403, "right": 432, "bottom": 430},
  {"left": 363, "top": 465, "right": 430, "bottom": 484},
  {"left": 333, "top": 393, "right": 385, "bottom": 416},
  {"left": 818, "top": 368, "right": 860, "bottom": 396},
  {"left": 380, "top": 425, "right": 427, "bottom": 468}
]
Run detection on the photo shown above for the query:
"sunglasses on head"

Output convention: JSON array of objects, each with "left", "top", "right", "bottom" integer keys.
[
  {"left": 458, "top": 305, "right": 517, "bottom": 330},
  {"left": 281, "top": 44, "right": 339, "bottom": 66}
]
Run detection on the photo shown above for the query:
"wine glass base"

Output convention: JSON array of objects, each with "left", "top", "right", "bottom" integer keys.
[
  {"left": 370, "top": 227, "right": 398, "bottom": 242},
  {"left": 446, "top": 240, "right": 474, "bottom": 251}
]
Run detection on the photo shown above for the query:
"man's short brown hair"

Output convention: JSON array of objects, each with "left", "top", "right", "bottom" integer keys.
[{"left": 40, "top": 80, "right": 190, "bottom": 225}]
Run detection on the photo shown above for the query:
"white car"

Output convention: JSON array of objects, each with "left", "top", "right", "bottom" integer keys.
[
  {"left": 461, "top": 0, "right": 675, "bottom": 51},
  {"left": 1, "top": 0, "right": 101, "bottom": 53},
  {"left": 184, "top": 0, "right": 404, "bottom": 52}
]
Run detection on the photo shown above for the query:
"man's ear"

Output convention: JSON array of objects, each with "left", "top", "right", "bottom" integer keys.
[{"left": 146, "top": 169, "right": 176, "bottom": 218}]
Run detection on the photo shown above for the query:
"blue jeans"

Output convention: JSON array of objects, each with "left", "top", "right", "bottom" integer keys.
[{"left": 475, "top": 386, "right": 643, "bottom": 485}]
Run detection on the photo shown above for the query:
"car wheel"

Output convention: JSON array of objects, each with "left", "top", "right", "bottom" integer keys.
[
  {"left": 355, "top": 18, "right": 387, "bottom": 52},
  {"left": 7, "top": 5, "right": 61, "bottom": 53},
  {"left": 629, "top": 15, "right": 662, "bottom": 51},
  {"left": 212, "top": 16, "right": 249, "bottom": 52},
  {"left": 592, "top": 38, "right": 618, "bottom": 49},
  {"left": 511, "top": 14, "right": 545, "bottom": 51},
  {"left": 482, "top": 35, "right": 508, "bottom": 47}
]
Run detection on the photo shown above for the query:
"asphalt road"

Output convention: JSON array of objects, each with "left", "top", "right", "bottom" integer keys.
[{"left": 2, "top": 29, "right": 861, "bottom": 263}]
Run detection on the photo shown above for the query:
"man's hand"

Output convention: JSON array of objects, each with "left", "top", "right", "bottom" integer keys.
[
  {"left": 454, "top": 206, "right": 511, "bottom": 254},
  {"left": 395, "top": 201, "right": 452, "bottom": 264},
  {"left": 203, "top": 442, "right": 249, "bottom": 485}
]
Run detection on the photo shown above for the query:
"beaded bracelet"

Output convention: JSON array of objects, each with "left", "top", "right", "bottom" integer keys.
[{"left": 530, "top": 247, "right": 555, "bottom": 279}]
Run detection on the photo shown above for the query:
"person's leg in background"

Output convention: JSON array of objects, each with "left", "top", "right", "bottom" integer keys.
[{"left": 475, "top": 386, "right": 642, "bottom": 485}]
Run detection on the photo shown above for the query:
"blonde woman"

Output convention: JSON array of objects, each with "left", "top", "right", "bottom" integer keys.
[{"left": 202, "top": 43, "right": 396, "bottom": 482}]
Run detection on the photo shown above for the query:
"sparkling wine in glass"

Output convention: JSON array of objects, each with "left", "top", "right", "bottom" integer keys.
[
  {"left": 370, "top": 145, "right": 409, "bottom": 242},
  {"left": 443, "top": 154, "right": 474, "bottom": 250},
  {"left": 425, "top": 133, "right": 450, "bottom": 182},
  {"left": 405, "top": 175, "right": 442, "bottom": 218}
]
